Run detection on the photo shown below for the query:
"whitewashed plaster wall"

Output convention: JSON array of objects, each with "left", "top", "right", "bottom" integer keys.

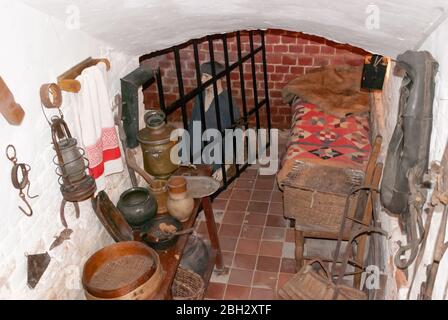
[
  {"left": 369, "top": 62, "right": 404, "bottom": 299},
  {"left": 371, "top": 18, "right": 448, "bottom": 300},
  {"left": 405, "top": 17, "right": 448, "bottom": 300},
  {"left": 0, "top": 2, "right": 140, "bottom": 299},
  {"left": 20, "top": 0, "right": 448, "bottom": 58}
]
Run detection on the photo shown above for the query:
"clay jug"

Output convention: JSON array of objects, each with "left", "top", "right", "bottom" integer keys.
[{"left": 167, "top": 177, "right": 194, "bottom": 222}]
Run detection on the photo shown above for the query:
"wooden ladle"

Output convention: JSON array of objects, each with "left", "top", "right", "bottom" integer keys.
[{"left": 126, "top": 149, "right": 155, "bottom": 186}]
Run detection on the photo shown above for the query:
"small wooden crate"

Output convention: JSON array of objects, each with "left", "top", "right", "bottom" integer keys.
[{"left": 282, "top": 161, "right": 364, "bottom": 233}]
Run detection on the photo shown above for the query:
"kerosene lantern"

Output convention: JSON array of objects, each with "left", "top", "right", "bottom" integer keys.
[
  {"left": 51, "top": 116, "right": 96, "bottom": 228},
  {"left": 40, "top": 82, "right": 96, "bottom": 228}
]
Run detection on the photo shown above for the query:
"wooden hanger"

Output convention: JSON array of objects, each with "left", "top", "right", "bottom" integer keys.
[{"left": 57, "top": 57, "right": 111, "bottom": 93}]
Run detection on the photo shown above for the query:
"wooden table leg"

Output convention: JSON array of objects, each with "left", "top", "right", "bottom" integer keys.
[
  {"left": 295, "top": 229, "right": 305, "bottom": 270},
  {"left": 202, "top": 196, "right": 225, "bottom": 272}
]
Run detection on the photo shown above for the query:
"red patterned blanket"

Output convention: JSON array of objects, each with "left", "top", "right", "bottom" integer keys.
[{"left": 278, "top": 101, "right": 371, "bottom": 184}]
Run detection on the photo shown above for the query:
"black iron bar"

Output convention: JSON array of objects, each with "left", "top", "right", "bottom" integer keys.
[
  {"left": 193, "top": 40, "right": 207, "bottom": 164},
  {"left": 260, "top": 30, "right": 272, "bottom": 132},
  {"left": 213, "top": 98, "right": 267, "bottom": 134},
  {"left": 174, "top": 48, "right": 189, "bottom": 131},
  {"left": 249, "top": 31, "right": 261, "bottom": 131},
  {"left": 155, "top": 68, "right": 167, "bottom": 114},
  {"left": 164, "top": 47, "right": 262, "bottom": 115},
  {"left": 236, "top": 31, "right": 250, "bottom": 167},
  {"left": 222, "top": 35, "right": 235, "bottom": 125},
  {"left": 193, "top": 41, "right": 207, "bottom": 134},
  {"left": 246, "top": 98, "right": 267, "bottom": 117},
  {"left": 211, "top": 163, "right": 250, "bottom": 199},
  {"left": 207, "top": 36, "right": 227, "bottom": 186},
  {"left": 222, "top": 34, "right": 240, "bottom": 177},
  {"left": 236, "top": 31, "right": 249, "bottom": 124},
  {"left": 207, "top": 37, "right": 223, "bottom": 133}
]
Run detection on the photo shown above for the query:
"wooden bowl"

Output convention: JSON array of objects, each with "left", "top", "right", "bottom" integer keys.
[{"left": 82, "top": 241, "right": 162, "bottom": 299}]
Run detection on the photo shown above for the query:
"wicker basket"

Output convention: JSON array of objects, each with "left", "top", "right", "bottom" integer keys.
[
  {"left": 172, "top": 267, "right": 205, "bottom": 300},
  {"left": 282, "top": 161, "right": 364, "bottom": 233},
  {"left": 278, "top": 259, "right": 366, "bottom": 300}
]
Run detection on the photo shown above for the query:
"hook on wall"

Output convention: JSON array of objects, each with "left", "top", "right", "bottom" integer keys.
[{"left": 6, "top": 144, "right": 39, "bottom": 217}]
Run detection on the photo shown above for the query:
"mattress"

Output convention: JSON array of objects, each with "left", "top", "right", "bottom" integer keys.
[{"left": 278, "top": 100, "right": 371, "bottom": 185}]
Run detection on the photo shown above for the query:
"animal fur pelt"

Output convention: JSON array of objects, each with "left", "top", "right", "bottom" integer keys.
[{"left": 282, "top": 65, "right": 370, "bottom": 117}]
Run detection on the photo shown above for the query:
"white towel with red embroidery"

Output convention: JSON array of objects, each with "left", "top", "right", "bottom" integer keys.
[{"left": 71, "top": 62, "right": 123, "bottom": 192}]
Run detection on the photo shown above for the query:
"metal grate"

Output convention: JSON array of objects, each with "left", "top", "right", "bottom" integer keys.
[{"left": 139, "top": 30, "right": 271, "bottom": 195}]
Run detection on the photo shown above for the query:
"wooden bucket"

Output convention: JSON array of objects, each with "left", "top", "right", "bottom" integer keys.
[{"left": 82, "top": 241, "right": 163, "bottom": 300}]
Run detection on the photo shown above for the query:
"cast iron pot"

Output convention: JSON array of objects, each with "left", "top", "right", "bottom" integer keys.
[
  {"left": 117, "top": 187, "right": 157, "bottom": 229},
  {"left": 141, "top": 215, "right": 183, "bottom": 251}
]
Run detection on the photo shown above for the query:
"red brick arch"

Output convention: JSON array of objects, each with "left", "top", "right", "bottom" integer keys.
[{"left": 142, "top": 29, "right": 368, "bottom": 129}]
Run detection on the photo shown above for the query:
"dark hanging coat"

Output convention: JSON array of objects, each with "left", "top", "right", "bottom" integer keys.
[
  {"left": 188, "top": 90, "right": 241, "bottom": 171},
  {"left": 189, "top": 89, "right": 240, "bottom": 131}
]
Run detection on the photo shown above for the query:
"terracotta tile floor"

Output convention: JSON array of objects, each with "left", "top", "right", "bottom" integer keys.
[{"left": 194, "top": 167, "right": 297, "bottom": 300}]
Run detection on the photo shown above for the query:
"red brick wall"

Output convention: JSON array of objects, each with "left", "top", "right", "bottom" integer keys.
[{"left": 142, "top": 29, "right": 368, "bottom": 129}]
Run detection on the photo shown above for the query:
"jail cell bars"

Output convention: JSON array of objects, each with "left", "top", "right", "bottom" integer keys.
[{"left": 139, "top": 30, "right": 272, "bottom": 194}]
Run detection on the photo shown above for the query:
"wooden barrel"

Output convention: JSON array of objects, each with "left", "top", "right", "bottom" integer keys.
[{"left": 82, "top": 241, "right": 163, "bottom": 300}]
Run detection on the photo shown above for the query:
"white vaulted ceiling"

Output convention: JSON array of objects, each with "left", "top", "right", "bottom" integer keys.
[{"left": 21, "top": 0, "right": 448, "bottom": 57}]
